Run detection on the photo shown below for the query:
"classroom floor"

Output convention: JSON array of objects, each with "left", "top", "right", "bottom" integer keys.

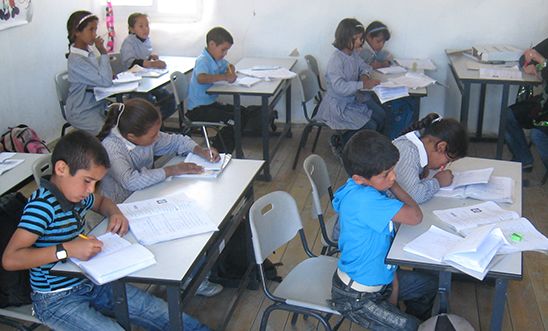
[{"left": 2, "top": 124, "right": 547, "bottom": 331}]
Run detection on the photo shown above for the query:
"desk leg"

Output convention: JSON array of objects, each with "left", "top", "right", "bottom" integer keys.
[
  {"left": 496, "top": 84, "right": 510, "bottom": 160},
  {"left": 285, "top": 81, "right": 292, "bottom": 138},
  {"left": 167, "top": 285, "right": 183, "bottom": 331},
  {"left": 476, "top": 83, "right": 487, "bottom": 139},
  {"left": 233, "top": 94, "right": 244, "bottom": 159},
  {"left": 436, "top": 271, "right": 452, "bottom": 314},
  {"left": 261, "top": 96, "right": 272, "bottom": 181},
  {"left": 111, "top": 281, "right": 130, "bottom": 330},
  {"left": 460, "top": 82, "right": 471, "bottom": 127},
  {"left": 490, "top": 278, "right": 508, "bottom": 331}
]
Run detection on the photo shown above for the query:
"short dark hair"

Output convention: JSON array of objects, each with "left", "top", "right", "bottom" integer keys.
[
  {"left": 52, "top": 130, "right": 110, "bottom": 176},
  {"left": 206, "top": 27, "right": 233, "bottom": 46},
  {"left": 333, "top": 18, "right": 365, "bottom": 51},
  {"left": 342, "top": 130, "right": 399, "bottom": 179},
  {"left": 366, "top": 21, "right": 390, "bottom": 41},
  {"left": 97, "top": 98, "right": 161, "bottom": 141}
]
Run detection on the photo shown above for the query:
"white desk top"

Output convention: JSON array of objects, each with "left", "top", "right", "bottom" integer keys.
[
  {"left": 52, "top": 158, "right": 264, "bottom": 284},
  {"left": 207, "top": 56, "right": 297, "bottom": 96},
  {"left": 0, "top": 153, "right": 46, "bottom": 196},
  {"left": 446, "top": 51, "right": 541, "bottom": 84},
  {"left": 135, "top": 56, "right": 196, "bottom": 93},
  {"left": 387, "top": 157, "right": 523, "bottom": 279}
]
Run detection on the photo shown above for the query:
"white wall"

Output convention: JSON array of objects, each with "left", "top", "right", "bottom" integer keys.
[{"left": 2, "top": 0, "right": 547, "bottom": 142}]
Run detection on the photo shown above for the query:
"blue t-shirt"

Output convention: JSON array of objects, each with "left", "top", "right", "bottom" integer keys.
[
  {"left": 333, "top": 178, "right": 403, "bottom": 286},
  {"left": 187, "top": 48, "right": 228, "bottom": 110},
  {"left": 18, "top": 179, "right": 93, "bottom": 292}
]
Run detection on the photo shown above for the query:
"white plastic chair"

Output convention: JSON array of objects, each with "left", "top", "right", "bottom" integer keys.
[
  {"left": 303, "top": 154, "right": 339, "bottom": 255},
  {"left": 109, "top": 52, "right": 125, "bottom": 75},
  {"left": 54, "top": 71, "right": 72, "bottom": 136},
  {"left": 32, "top": 154, "right": 52, "bottom": 186},
  {"left": 170, "top": 71, "right": 227, "bottom": 150},
  {"left": 249, "top": 191, "right": 341, "bottom": 331},
  {"left": 305, "top": 54, "right": 326, "bottom": 96}
]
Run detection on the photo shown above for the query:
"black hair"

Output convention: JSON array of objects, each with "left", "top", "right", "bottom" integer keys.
[
  {"left": 52, "top": 130, "right": 110, "bottom": 176},
  {"left": 333, "top": 18, "right": 365, "bottom": 51},
  {"left": 97, "top": 98, "right": 161, "bottom": 141},
  {"left": 403, "top": 113, "right": 468, "bottom": 160},
  {"left": 66, "top": 10, "right": 99, "bottom": 58},
  {"left": 127, "top": 12, "right": 147, "bottom": 34},
  {"left": 206, "top": 27, "right": 233, "bottom": 46},
  {"left": 342, "top": 130, "right": 399, "bottom": 179},
  {"left": 365, "top": 21, "right": 391, "bottom": 41}
]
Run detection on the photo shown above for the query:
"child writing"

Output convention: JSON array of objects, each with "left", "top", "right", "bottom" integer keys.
[
  {"left": 330, "top": 130, "right": 437, "bottom": 330},
  {"left": 359, "top": 21, "right": 393, "bottom": 69},
  {"left": 392, "top": 113, "right": 468, "bottom": 203},
  {"left": 65, "top": 11, "right": 113, "bottom": 135},
  {"left": 1, "top": 130, "right": 209, "bottom": 330},
  {"left": 314, "top": 18, "right": 386, "bottom": 157},
  {"left": 187, "top": 26, "right": 242, "bottom": 153},
  {"left": 97, "top": 98, "right": 218, "bottom": 204},
  {"left": 120, "top": 13, "right": 176, "bottom": 120}
]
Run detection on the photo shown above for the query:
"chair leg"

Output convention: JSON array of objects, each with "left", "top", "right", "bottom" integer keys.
[
  {"left": 260, "top": 304, "right": 278, "bottom": 331},
  {"left": 292, "top": 124, "right": 313, "bottom": 170},
  {"left": 332, "top": 316, "right": 346, "bottom": 331},
  {"left": 291, "top": 312, "right": 299, "bottom": 325},
  {"left": 311, "top": 126, "right": 323, "bottom": 153}
]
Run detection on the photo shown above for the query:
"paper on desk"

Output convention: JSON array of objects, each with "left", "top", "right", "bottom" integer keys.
[
  {"left": 372, "top": 85, "right": 409, "bottom": 104},
  {"left": 395, "top": 58, "right": 437, "bottom": 71},
  {"left": 376, "top": 66, "right": 407, "bottom": 74},
  {"left": 94, "top": 82, "right": 139, "bottom": 101},
  {"left": 380, "top": 72, "right": 436, "bottom": 89},
  {"left": 113, "top": 72, "right": 141, "bottom": 84},
  {"left": 0, "top": 152, "right": 16, "bottom": 163},
  {"left": 435, "top": 176, "right": 513, "bottom": 204},
  {"left": 479, "top": 66, "right": 522, "bottom": 80},
  {"left": 213, "top": 76, "right": 262, "bottom": 88},
  {"left": 128, "top": 65, "right": 169, "bottom": 78},
  {"left": 0, "top": 158, "right": 24, "bottom": 175},
  {"left": 238, "top": 68, "right": 296, "bottom": 79},
  {"left": 440, "top": 167, "right": 494, "bottom": 191}
]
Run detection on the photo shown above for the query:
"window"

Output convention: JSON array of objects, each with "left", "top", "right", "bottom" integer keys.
[{"left": 110, "top": 0, "right": 203, "bottom": 23}]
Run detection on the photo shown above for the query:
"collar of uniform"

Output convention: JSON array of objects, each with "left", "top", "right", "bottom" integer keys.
[
  {"left": 202, "top": 47, "right": 218, "bottom": 63},
  {"left": 112, "top": 127, "right": 137, "bottom": 151},
  {"left": 40, "top": 177, "right": 80, "bottom": 213},
  {"left": 404, "top": 131, "right": 428, "bottom": 168},
  {"left": 69, "top": 45, "right": 91, "bottom": 57}
]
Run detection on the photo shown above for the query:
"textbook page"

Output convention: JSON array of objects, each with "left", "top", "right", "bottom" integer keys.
[
  {"left": 433, "top": 201, "right": 519, "bottom": 234},
  {"left": 0, "top": 158, "right": 24, "bottom": 175},
  {"left": 118, "top": 195, "right": 218, "bottom": 245},
  {"left": 435, "top": 176, "right": 513, "bottom": 204},
  {"left": 70, "top": 233, "right": 156, "bottom": 285},
  {"left": 376, "top": 66, "right": 407, "bottom": 74},
  {"left": 395, "top": 58, "right": 437, "bottom": 71},
  {"left": 403, "top": 225, "right": 462, "bottom": 262},
  {"left": 440, "top": 167, "right": 494, "bottom": 191},
  {"left": 372, "top": 86, "right": 409, "bottom": 104}
]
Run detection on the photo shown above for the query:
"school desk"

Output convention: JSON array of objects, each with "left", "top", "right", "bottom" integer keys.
[
  {"left": 206, "top": 57, "right": 297, "bottom": 181},
  {"left": 446, "top": 51, "right": 542, "bottom": 159},
  {"left": 386, "top": 157, "right": 522, "bottom": 331},
  {"left": 0, "top": 152, "right": 46, "bottom": 196},
  {"left": 52, "top": 158, "right": 264, "bottom": 331}
]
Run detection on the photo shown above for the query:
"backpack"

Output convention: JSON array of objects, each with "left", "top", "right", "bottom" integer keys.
[
  {"left": 383, "top": 98, "right": 420, "bottom": 140},
  {"left": 1, "top": 124, "right": 50, "bottom": 154},
  {"left": 242, "top": 106, "right": 279, "bottom": 137},
  {"left": 0, "top": 192, "right": 32, "bottom": 308}
]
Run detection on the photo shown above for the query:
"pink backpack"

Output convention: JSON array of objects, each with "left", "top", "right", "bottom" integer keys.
[{"left": 1, "top": 125, "right": 50, "bottom": 154}]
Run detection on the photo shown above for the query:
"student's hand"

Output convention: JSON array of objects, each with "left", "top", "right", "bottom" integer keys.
[
  {"left": 362, "top": 76, "right": 380, "bottom": 89},
  {"left": 524, "top": 64, "right": 538, "bottom": 75},
  {"left": 149, "top": 53, "right": 160, "bottom": 61},
  {"left": 434, "top": 169, "right": 454, "bottom": 187},
  {"left": 165, "top": 162, "right": 204, "bottom": 176},
  {"left": 225, "top": 64, "right": 237, "bottom": 83},
  {"left": 523, "top": 48, "right": 544, "bottom": 66},
  {"left": 94, "top": 36, "right": 108, "bottom": 55},
  {"left": 151, "top": 60, "right": 167, "bottom": 69},
  {"left": 65, "top": 236, "right": 103, "bottom": 261},
  {"left": 107, "top": 213, "right": 129, "bottom": 236},
  {"left": 194, "top": 146, "right": 220, "bottom": 162}
]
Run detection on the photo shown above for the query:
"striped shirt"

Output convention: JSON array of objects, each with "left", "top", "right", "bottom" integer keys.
[{"left": 18, "top": 179, "right": 93, "bottom": 292}]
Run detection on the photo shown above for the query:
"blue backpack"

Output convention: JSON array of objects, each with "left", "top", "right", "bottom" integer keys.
[{"left": 383, "top": 98, "right": 420, "bottom": 140}]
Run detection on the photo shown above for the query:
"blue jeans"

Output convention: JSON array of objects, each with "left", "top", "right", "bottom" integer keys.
[
  {"left": 531, "top": 127, "right": 548, "bottom": 169},
  {"left": 340, "top": 99, "right": 386, "bottom": 146},
  {"left": 504, "top": 108, "right": 534, "bottom": 165},
  {"left": 31, "top": 281, "right": 209, "bottom": 331},
  {"left": 331, "top": 269, "right": 437, "bottom": 331}
]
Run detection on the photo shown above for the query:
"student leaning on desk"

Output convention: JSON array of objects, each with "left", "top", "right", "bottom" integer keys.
[
  {"left": 330, "top": 130, "right": 437, "bottom": 331},
  {"left": 1, "top": 130, "right": 210, "bottom": 331}
]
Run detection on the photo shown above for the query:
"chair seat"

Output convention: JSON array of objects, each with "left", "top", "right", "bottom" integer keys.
[
  {"left": 320, "top": 214, "right": 339, "bottom": 247},
  {"left": 273, "top": 255, "right": 340, "bottom": 315}
]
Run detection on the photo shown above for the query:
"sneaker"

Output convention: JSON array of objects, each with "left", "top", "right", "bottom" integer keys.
[
  {"left": 196, "top": 279, "right": 223, "bottom": 297},
  {"left": 329, "top": 134, "right": 343, "bottom": 163}
]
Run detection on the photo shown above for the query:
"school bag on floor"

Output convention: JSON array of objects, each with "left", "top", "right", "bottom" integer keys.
[
  {"left": 0, "top": 192, "right": 32, "bottom": 308},
  {"left": 383, "top": 98, "right": 420, "bottom": 140},
  {"left": 1, "top": 124, "right": 50, "bottom": 154}
]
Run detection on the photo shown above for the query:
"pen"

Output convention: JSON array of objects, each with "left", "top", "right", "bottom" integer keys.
[
  {"left": 79, "top": 233, "right": 89, "bottom": 240},
  {"left": 202, "top": 126, "right": 214, "bottom": 160}
]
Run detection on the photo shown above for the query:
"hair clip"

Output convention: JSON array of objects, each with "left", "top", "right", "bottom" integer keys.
[
  {"left": 431, "top": 114, "right": 443, "bottom": 124},
  {"left": 355, "top": 24, "right": 364, "bottom": 28},
  {"left": 77, "top": 14, "right": 97, "bottom": 29},
  {"left": 115, "top": 103, "right": 126, "bottom": 128}
]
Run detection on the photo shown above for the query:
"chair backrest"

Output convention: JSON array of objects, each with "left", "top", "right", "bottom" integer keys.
[
  {"left": 249, "top": 191, "right": 303, "bottom": 264},
  {"left": 54, "top": 71, "right": 70, "bottom": 120},
  {"left": 170, "top": 71, "right": 189, "bottom": 109},
  {"left": 298, "top": 69, "right": 320, "bottom": 104},
  {"left": 303, "top": 154, "right": 333, "bottom": 217},
  {"left": 32, "top": 154, "right": 52, "bottom": 186},
  {"left": 305, "top": 54, "right": 324, "bottom": 91},
  {"left": 109, "top": 52, "right": 125, "bottom": 75}
]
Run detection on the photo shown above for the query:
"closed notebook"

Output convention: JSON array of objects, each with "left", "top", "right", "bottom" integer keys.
[{"left": 70, "top": 232, "right": 156, "bottom": 285}]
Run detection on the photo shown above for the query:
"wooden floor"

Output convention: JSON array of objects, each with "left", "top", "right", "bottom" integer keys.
[{"left": 2, "top": 124, "right": 547, "bottom": 331}]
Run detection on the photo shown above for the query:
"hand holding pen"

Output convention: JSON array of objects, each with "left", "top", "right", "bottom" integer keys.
[
  {"left": 226, "top": 64, "right": 237, "bottom": 83},
  {"left": 63, "top": 234, "right": 103, "bottom": 261},
  {"left": 200, "top": 126, "right": 221, "bottom": 162}
]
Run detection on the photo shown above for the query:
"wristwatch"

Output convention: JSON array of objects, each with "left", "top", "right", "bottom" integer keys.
[
  {"left": 536, "top": 59, "right": 547, "bottom": 72},
  {"left": 55, "top": 244, "right": 68, "bottom": 263}
]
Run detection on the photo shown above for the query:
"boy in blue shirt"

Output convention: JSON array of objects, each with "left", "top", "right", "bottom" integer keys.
[
  {"left": 2, "top": 130, "right": 209, "bottom": 331},
  {"left": 331, "top": 130, "right": 437, "bottom": 331},
  {"left": 187, "top": 26, "right": 241, "bottom": 153}
]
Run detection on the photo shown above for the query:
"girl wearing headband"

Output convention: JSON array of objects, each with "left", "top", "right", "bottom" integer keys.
[
  {"left": 65, "top": 11, "right": 113, "bottom": 134},
  {"left": 360, "top": 21, "right": 394, "bottom": 69},
  {"left": 392, "top": 113, "right": 468, "bottom": 203}
]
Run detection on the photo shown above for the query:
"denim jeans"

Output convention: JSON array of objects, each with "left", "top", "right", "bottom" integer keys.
[
  {"left": 340, "top": 99, "right": 386, "bottom": 146},
  {"left": 504, "top": 108, "right": 534, "bottom": 165},
  {"left": 531, "top": 127, "right": 548, "bottom": 169},
  {"left": 330, "top": 269, "right": 437, "bottom": 331},
  {"left": 31, "top": 281, "right": 209, "bottom": 331}
]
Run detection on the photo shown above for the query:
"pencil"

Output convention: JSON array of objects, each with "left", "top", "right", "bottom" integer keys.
[
  {"left": 79, "top": 233, "right": 89, "bottom": 240},
  {"left": 202, "top": 126, "right": 214, "bottom": 160}
]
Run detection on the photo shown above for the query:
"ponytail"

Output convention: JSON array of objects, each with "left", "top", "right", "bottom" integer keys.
[{"left": 97, "top": 103, "right": 124, "bottom": 141}]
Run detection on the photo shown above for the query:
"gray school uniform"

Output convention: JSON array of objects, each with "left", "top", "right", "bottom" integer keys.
[
  {"left": 359, "top": 42, "right": 393, "bottom": 65},
  {"left": 120, "top": 34, "right": 153, "bottom": 70},
  {"left": 66, "top": 46, "right": 112, "bottom": 134},
  {"left": 315, "top": 49, "right": 375, "bottom": 130}
]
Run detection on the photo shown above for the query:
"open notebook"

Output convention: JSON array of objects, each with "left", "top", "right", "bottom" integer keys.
[
  {"left": 435, "top": 176, "right": 513, "bottom": 204},
  {"left": 176, "top": 153, "right": 232, "bottom": 178},
  {"left": 70, "top": 232, "right": 156, "bottom": 285}
]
